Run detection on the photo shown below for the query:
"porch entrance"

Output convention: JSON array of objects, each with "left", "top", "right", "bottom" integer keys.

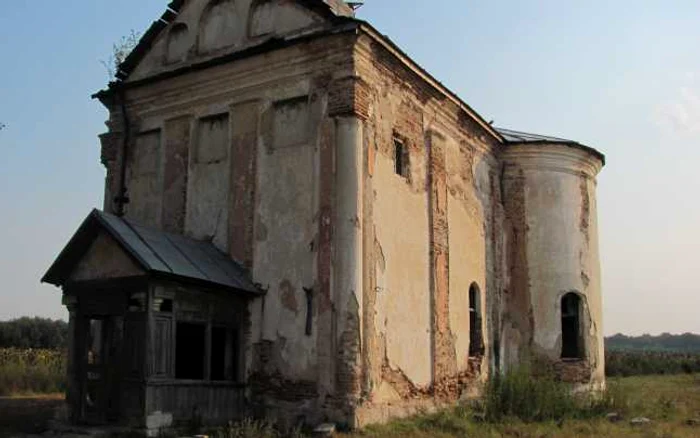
[
  {"left": 42, "top": 209, "right": 262, "bottom": 429},
  {"left": 78, "top": 315, "right": 121, "bottom": 424}
]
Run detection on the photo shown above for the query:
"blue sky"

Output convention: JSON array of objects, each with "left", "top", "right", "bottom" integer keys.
[{"left": 1, "top": 1, "right": 699, "bottom": 335}]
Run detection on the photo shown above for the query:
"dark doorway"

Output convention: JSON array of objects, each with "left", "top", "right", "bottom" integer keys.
[
  {"left": 175, "top": 322, "right": 206, "bottom": 379},
  {"left": 210, "top": 327, "right": 238, "bottom": 381},
  {"left": 469, "top": 283, "right": 484, "bottom": 357},
  {"left": 79, "top": 316, "right": 119, "bottom": 424},
  {"left": 561, "top": 293, "right": 584, "bottom": 359}
]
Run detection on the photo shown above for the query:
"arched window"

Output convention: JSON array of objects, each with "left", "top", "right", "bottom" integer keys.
[
  {"left": 561, "top": 293, "right": 584, "bottom": 359},
  {"left": 469, "top": 283, "right": 484, "bottom": 357}
]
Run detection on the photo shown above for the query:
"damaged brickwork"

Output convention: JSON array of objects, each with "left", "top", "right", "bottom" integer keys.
[
  {"left": 428, "top": 131, "right": 458, "bottom": 383},
  {"left": 69, "top": 1, "right": 606, "bottom": 431},
  {"left": 502, "top": 167, "right": 536, "bottom": 361}
]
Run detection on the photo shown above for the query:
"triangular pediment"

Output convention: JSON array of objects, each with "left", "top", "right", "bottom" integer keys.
[
  {"left": 123, "top": 0, "right": 353, "bottom": 82},
  {"left": 70, "top": 231, "right": 144, "bottom": 282}
]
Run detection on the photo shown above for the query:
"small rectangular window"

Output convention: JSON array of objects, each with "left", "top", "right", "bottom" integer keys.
[
  {"left": 175, "top": 322, "right": 206, "bottom": 380},
  {"left": 394, "top": 138, "right": 407, "bottom": 178},
  {"left": 210, "top": 327, "right": 238, "bottom": 381},
  {"left": 153, "top": 298, "right": 173, "bottom": 313},
  {"left": 128, "top": 292, "right": 146, "bottom": 312}
]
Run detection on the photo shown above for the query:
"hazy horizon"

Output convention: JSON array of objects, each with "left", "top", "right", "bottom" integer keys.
[{"left": 1, "top": 1, "right": 698, "bottom": 336}]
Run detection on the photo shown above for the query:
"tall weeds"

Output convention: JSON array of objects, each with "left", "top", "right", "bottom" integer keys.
[
  {"left": 483, "top": 363, "right": 629, "bottom": 422},
  {"left": 0, "top": 348, "right": 66, "bottom": 395}
]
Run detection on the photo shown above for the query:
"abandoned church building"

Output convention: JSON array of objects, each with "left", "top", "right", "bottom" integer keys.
[{"left": 42, "top": 0, "right": 606, "bottom": 433}]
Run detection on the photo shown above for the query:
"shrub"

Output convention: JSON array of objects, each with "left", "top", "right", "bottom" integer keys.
[{"left": 484, "top": 364, "right": 573, "bottom": 422}]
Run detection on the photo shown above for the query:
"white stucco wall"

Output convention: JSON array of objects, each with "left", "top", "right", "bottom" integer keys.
[
  {"left": 447, "top": 195, "right": 487, "bottom": 371},
  {"left": 253, "top": 97, "right": 318, "bottom": 379},
  {"left": 373, "top": 154, "right": 432, "bottom": 387},
  {"left": 502, "top": 143, "right": 605, "bottom": 386}
]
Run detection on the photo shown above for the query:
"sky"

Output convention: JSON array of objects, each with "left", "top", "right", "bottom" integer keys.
[{"left": 0, "top": 1, "right": 698, "bottom": 336}]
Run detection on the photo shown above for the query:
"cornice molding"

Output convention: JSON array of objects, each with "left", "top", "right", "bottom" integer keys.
[{"left": 502, "top": 143, "right": 604, "bottom": 179}]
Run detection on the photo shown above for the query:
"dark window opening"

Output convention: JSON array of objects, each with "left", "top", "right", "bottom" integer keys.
[
  {"left": 561, "top": 293, "right": 584, "bottom": 359},
  {"left": 210, "top": 327, "right": 238, "bottom": 381},
  {"left": 175, "top": 322, "right": 206, "bottom": 379},
  {"left": 160, "top": 299, "right": 173, "bottom": 312},
  {"left": 153, "top": 298, "right": 173, "bottom": 313},
  {"left": 394, "top": 137, "right": 408, "bottom": 178},
  {"left": 469, "top": 283, "right": 484, "bottom": 357}
]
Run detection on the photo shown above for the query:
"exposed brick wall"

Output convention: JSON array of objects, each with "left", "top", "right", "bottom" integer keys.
[
  {"left": 353, "top": 32, "right": 505, "bottom": 413},
  {"left": 335, "top": 305, "right": 362, "bottom": 399},
  {"left": 428, "top": 132, "right": 458, "bottom": 382},
  {"left": 579, "top": 173, "right": 591, "bottom": 245},
  {"left": 503, "top": 168, "right": 535, "bottom": 353},
  {"left": 99, "top": 132, "right": 122, "bottom": 165},
  {"left": 382, "top": 357, "right": 482, "bottom": 402},
  {"left": 249, "top": 371, "right": 319, "bottom": 402},
  {"left": 553, "top": 360, "right": 593, "bottom": 384},
  {"left": 328, "top": 76, "right": 372, "bottom": 120}
]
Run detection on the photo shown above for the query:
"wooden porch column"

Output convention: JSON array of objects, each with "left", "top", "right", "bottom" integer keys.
[{"left": 62, "top": 294, "right": 79, "bottom": 423}]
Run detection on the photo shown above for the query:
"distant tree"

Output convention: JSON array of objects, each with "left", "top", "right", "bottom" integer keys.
[
  {"left": 101, "top": 30, "right": 141, "bottom": 79},
  {"left": 0, "top": 317, "right": 68, "bottom": 349},
  {"left": 606, "top": 333, "right": 700, "bottom": 352},
  {"left": 0, "top": 122, "right": 6, "bottom": 131}
]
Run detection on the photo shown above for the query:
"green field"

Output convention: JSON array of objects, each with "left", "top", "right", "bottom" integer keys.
[{"left": 344, "top": 374, "right": 700, "bottom": 438}]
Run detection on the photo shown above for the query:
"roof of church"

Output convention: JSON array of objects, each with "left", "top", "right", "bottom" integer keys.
[
  {"left": 497, "top": 128, "right": 579, "bottom": 144},
  {"left": 42, "top": 209, "right": 261, "bottom": 295},
  {"left": 497, "top": 128, "right": 606, "bottom": 164}
]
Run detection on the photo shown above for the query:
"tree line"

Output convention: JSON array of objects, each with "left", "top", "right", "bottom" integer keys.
[
  {"left": 605, "top": 332, "right": 700, "bottom": 352},
  {"left": 0, "top": 317, "right": 68, "bottom": 349}
]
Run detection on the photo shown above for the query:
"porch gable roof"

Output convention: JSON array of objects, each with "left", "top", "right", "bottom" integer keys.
[{"left": 42, "top": 209, "right": 261, "bottom": 295}]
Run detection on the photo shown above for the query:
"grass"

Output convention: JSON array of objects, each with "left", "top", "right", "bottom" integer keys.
[
  {"left": 343, "top": 374, "right": 700, "bottom": 438},
  {"left": 1, "top": 348, "right": 698, "bottom": 438}
]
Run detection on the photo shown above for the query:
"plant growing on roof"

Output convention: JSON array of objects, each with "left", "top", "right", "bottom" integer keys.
[{"left": 101, "top": 30, "right": 141, "bottom": 80}]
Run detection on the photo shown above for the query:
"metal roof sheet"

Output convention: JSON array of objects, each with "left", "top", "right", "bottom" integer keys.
[
  {"left": 496, "top": 127, "right": 606, "bottom": 165},
  {"left": 496, "top": 128, "right": 577, "bottom": 144},
  {"left": 42, "top": 209, "right": 261, "bottom": 295}
]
